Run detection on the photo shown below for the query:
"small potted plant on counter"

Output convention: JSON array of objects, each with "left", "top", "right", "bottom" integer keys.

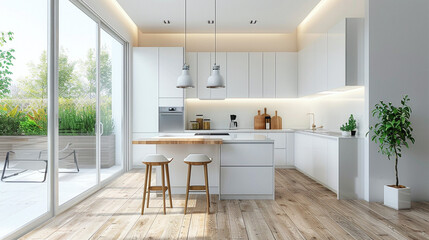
[
  {"left": 368, "top": 95, "right": 415, "bottom": 210},
  {"left": 340, "top": 114, "right": 357, "bottom": 136}
]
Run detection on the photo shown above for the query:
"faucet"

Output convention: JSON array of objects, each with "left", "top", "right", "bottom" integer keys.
[{"left": 307, "top": 113, "right": 323, "bottom": 131}]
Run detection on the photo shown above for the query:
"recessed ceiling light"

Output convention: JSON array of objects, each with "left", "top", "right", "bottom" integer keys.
[
  {"left": 208, "top": 20, "right": 214, "bottom": 24},
  {"left": 163, "top": 20, "right": 171, "bottom": 24},
  {"left": 250, "top": 20, "right": 258, "bottom": 24}
]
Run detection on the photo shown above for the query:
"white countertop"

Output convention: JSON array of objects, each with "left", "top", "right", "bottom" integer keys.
[
  {"left": 184, "top": 129, "right": 295, "bottom": 133},
  {"left": 183, "top": 129, "right": 362, "bottom": 139},
  {"left": 154, "top": 133, "right": 274, "bottom": 144}
]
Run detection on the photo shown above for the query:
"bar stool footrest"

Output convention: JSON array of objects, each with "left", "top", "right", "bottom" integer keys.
[
  {"left": 149, "top": 186, "right": 169, "bottom": 192},
  {"left": 189, "top": 186, "right": 207, "bottom": 191}
]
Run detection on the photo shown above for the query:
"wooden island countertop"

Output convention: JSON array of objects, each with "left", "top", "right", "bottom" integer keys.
[{"left": 132, "top": 137, "right": 223, "bottom": 145}]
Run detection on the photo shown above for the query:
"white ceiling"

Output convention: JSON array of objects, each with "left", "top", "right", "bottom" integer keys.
[{"left": 116, "top": 0, "right": 321, "bottom": 33}]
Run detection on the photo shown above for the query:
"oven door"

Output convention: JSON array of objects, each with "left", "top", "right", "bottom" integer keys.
[{"left": 159, "top": 112, "right": 184, "bottom": 132}]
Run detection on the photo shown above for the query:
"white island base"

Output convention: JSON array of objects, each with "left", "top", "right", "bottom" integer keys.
[{"left": 151, "top": 139, "right": 274, "bottom": 200}]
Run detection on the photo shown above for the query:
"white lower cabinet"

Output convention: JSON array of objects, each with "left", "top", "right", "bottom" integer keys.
[
  {"left": 221, "top": 167, "right": 273, "bottom": 195},
  {"left": 274, "top": 149, "right": 287, "bottom": 166},
  {"left": 294, "top": 133, "right": 338, "bottom": 193},
  {"left": 220, "top": 143, "right": 274, "bottom": 199},
  {"left": 221, "top": 143, "right": 273, "bottom": 166},
  {"left": 294, "top": 132, "right": 363, "bottom": 200}
]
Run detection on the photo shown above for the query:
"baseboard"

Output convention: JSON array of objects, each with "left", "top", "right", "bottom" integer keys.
[{"left": 275, "top": 165, "right": 295, "bottom": 169}]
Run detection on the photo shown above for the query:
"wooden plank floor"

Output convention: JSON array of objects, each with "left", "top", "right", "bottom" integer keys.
[{"left": 21, "top": 169, "right": 429, "bottom": 240}]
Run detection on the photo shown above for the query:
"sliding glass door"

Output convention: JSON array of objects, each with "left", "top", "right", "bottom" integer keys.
[
  {"left": 0, "top": 0, "right": 126, "bottom": 237},
  {"left": 57, "top": 0, "right": 125, "bottom": 206},
  {"left": 58, "top": 0, "right": 98, "bottom": 205},
  {"left": 0, "top": 1, "right": 49, "bottom": 238},
  {"left": 100, "top": 28, "right": 124, "bottom": 181}
]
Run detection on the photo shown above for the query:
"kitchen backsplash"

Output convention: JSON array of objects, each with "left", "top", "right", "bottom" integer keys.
[{"left": 185, "top": 87, "right": 365, "bottom": 134}]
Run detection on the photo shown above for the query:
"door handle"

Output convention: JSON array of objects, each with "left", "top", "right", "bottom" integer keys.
[{"left": 100, "top": 122, "right": 104, "bottom": 136}]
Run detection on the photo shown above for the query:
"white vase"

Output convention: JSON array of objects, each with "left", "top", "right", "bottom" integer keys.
[
  {"left": 342, "top": 131, "right": 350, "bottom": 136},
  {"left": 384, "top": 185, "right": 411, "bottom": 210}
]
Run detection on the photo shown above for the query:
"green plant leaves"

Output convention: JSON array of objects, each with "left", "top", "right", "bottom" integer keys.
[
  {"left": 340, "top": 114, "right": 357, "bottom": 132},
  {"left": 369, "top": 95, "right": 415, "bottom": 186},
  {"left": 0, "top": 31, "right": 15, "bottom": 97}
]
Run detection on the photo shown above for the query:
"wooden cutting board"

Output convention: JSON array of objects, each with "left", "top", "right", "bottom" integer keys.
[
  {"left": 262, "top": 107, "right": 270, "bottom": 119},
  {"left": 271, "top": 111, "right": 282, "bottom": 130},
  {"left": 254, "top": 110, "right": 265, "bottom": 129}
]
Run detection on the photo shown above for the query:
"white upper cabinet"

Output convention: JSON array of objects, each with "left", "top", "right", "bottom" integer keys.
[
  {"left": 185, "top": 52, "right": 198, "bottom": 98},
  {"left": 158, "top": 47, "right": 184, "bottom": 98},
  {"left": 298, "top": 34, "right": 328, "bottom": 97},
  {"left": 188, "top": 51, "right": 298, "bottom": 99},
  {"left": 327, "top": 20, "right": 346, "bottom": 90},
  {"left": 133, "top": 47, "right": 159, "bottom": 133},
  {"left": 345, "top": 18, "right": 365, "bottom": 86},
  {"left": 263, "top": 52, "right": 276, "bottom": 98},
  {"left": 197, "top": 52, "right": 211, "bottom": 100},
  {"left": 211, "top": 52, "right": 227, "bottom": 99},
  {"left": 249, "top": 53, "right": 263, "bottom": 98},
  {"left": 227, "top": 52, "right": 249, "bottom": 98},
  {"left": 328, "top": 18, "right": 365, "bottom": 89},
  {"left": 276, "top": 52, "right": 298, "bottom": 98},
  {"left": 299, "top": 18, "right": 364, "bottom": 97}
]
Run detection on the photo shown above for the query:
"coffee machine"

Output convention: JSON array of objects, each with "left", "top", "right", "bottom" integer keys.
[{"left": 229, "top": 115, "right": 238, "bottom": 130}]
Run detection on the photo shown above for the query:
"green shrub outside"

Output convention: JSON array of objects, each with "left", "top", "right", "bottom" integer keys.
[{"left": 0, "top": 98, "right": 114, "bottom": 136}]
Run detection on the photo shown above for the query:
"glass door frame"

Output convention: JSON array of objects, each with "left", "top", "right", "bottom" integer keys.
[
  {"left": 55, "top": 0, "right": 130, "bottom": 213},
  {"left": 5, "top": 0, "right": 130, "bottom": 238}
]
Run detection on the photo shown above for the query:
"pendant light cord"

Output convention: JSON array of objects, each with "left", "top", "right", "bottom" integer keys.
[
  {"left": 183, "top": 0, "right": 187, "bottom": 65},
  {"left": 214, "top": 0, "right": 217, "bottom": 65}
]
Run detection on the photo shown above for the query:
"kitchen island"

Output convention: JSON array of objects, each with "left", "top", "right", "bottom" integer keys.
[{"left": 132, "top": 135, "right": 274, "bottom": 200}]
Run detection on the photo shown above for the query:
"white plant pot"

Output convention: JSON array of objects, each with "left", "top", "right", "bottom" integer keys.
[
  {"left": 342, "top": 131, "right": 350, "bottom": 136},
  {"left": 384, "top": 185, "right": 411, "bottom": 210}
]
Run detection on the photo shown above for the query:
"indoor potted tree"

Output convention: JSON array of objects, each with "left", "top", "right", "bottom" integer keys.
[
  {"left": 368, "top": 95, "right": 415, "bottom": 210},
  {"left": 340, "top": 114, "right": 357, "bottom": 136}
]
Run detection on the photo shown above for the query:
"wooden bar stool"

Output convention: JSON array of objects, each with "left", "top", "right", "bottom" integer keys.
[
  {"left": 184, "top": 154, "right": 212, "bottom": 214},
  {"left": 141, "top": 154, "right": 173, "bottom": 215}
]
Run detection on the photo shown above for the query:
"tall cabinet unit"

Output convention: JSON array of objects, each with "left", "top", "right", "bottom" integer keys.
[
  {"left": 158, "top": 47, "right": 184, "bottom": 106},
  {"left": 132, "top": 47, "right": 184, "bottom": 167},
  {"left": 132, "top": 48, "right": 159, "bottom": 167}
]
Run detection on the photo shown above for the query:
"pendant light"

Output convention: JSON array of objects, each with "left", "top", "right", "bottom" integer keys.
[
  {"left": 207, "top": 0, "right": 225, "bottom": 88},
  {"left": 177, "top": 0, "right": 194, "bottom": 88}
]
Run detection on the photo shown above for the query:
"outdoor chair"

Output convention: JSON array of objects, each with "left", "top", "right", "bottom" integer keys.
[{"left": 1, "top": 142, "right": 79, "bottom": 183}]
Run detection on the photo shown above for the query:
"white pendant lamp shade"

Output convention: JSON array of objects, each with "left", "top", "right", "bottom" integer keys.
[
  {"left": 207, "top": 65, "right": 225, "bottom": 88},
  {"left": 177, "top": 64, "right": 194, "bottom": 88}
]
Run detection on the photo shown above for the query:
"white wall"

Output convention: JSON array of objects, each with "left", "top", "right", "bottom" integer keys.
[
  {"left": 139, "top": 32, "right": 297, "bottom": 52},
  {"left": 308, "top": 88, "right": 365, "bottom": 135},
  {"left": 185, "top": 88, "right": 365, "bottom": 132},
  {"left": 366, "top": 0, "right": 429, "bottom": 201}
]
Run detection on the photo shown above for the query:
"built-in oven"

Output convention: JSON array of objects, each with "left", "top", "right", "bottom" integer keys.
[{"left": 159, "top": 107, "right": 184, "bottom": 132}]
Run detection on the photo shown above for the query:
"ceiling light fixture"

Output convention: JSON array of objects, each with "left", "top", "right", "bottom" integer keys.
[
  {"left": 176, "top": 0, "right": 194, "bottom": 88},
  {"left": 207, "top": 0, "right": 225, "bottom": 89}
]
